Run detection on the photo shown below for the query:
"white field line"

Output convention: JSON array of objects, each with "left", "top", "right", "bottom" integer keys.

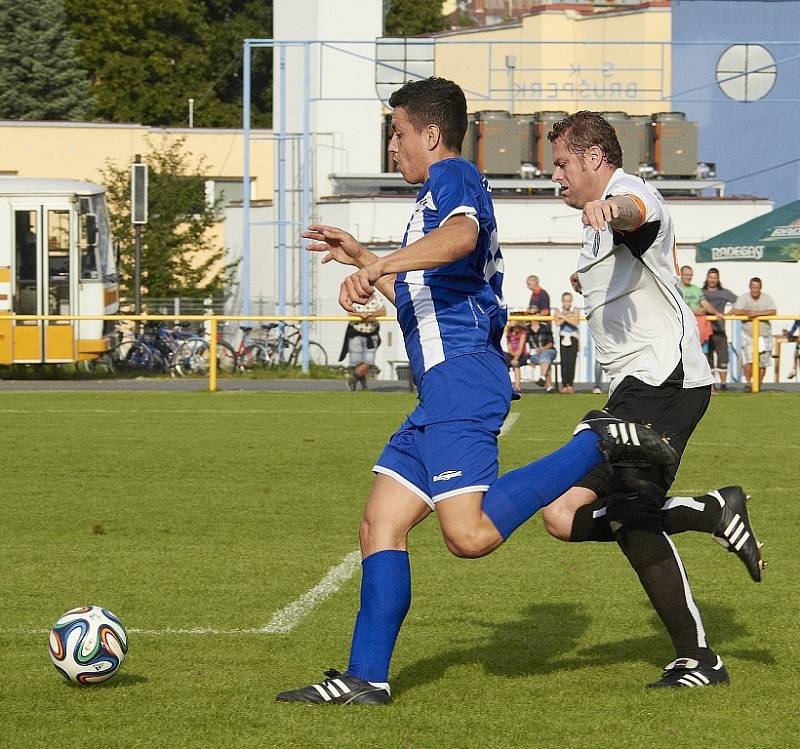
[
  {"left": 5, "top": 415, "right": 524, "bottom": 639},
  {"left": 134, "top": 417, "right": 522, "bottom": 636},
  {"left": 499, "top": 412, "right": 519, "bottom": 438},
  {"left": 1, "top": 551, "right": 363, "bottom": 638}
]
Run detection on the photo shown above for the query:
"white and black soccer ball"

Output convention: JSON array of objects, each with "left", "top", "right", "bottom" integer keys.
[{"left": 48, "top": 606, "right": 128, "bottom": 685}]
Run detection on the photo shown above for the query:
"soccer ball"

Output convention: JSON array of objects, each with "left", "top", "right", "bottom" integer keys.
[{"left": 48, "top": 606, "right": 128, "bottom": 684}]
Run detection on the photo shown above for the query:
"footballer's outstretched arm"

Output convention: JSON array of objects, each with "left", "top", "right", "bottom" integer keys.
[
  {"left": 339, "top": 215, "right": 478, "bottom": 311},
  {"left": 303, "top": 224, "right": 397, "bottom": 305},
  {"left": 582, "top": 195, "right": 645, "bottom": 232}
]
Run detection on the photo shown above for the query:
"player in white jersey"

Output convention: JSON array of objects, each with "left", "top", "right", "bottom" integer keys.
[
  {"left": 538, "top": 111, "right": 763, "bottom": 689},
  {"left": 276, "top": 83, "right": 676, "bottom": 705}
]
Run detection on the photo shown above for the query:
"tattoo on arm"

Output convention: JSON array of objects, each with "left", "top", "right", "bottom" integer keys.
[{"left": 610, "top": 198, "right": 642, "bottom": 230}]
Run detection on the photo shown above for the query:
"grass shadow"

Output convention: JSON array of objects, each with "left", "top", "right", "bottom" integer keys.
[{"left": 394, "top": 599, "right": 773, "bottom": 696}]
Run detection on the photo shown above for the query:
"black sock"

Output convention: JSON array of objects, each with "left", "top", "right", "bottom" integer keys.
[
  {"left": 570, "top": 499, "right": 615, "bottom": 542},
  {"left": 662, "top": 492, "right": 723, "bottom": 534},
  {"left": 615, "top": 527, "right": 716, "bottom": 665}
]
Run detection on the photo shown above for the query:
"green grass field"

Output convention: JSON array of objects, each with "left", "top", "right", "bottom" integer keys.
[{"left": 0, "top": 390, "right": 797, "bottom": 749}]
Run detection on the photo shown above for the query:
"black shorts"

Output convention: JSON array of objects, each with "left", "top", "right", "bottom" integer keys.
[
  {"left": 706, "top": 330, "right": 729, "bottom": 368},
  {"left": 575, "top": 366, "right": 711, "bottom": 494}
]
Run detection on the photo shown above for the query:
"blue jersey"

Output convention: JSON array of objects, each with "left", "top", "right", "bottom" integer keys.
[{"left": 394, "top": 158, "right": 506, "bottom": 385}]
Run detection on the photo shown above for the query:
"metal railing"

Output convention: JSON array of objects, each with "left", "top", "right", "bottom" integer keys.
[{"left": 4, "top": 313, "right": 798, "bottom": 393}]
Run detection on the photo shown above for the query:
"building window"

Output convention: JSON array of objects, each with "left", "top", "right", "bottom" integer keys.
[
  {"left": 716, "top": 44, "right": 776, "bottom": 102},
  {"left": 204, "top": 178, "right": 254, "bottom": 209},
  {"left": 375, "top": 38, "right": 435, "bottom": 105}
]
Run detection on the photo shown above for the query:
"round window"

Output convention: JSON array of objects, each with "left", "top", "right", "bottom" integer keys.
[{"left": 716, "top": 44, "right": 776, "bottom": 102}]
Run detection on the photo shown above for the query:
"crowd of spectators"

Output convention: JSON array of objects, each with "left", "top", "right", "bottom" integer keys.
[{"left": 504, "top": 270, "right": 789, "bottom": 393}]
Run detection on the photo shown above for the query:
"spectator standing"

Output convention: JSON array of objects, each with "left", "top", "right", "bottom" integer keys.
[
  {"left": 701, "top": 267, "right": 737, "bottom": 391},
  {"left": 553, "top": 291, "right": 580, "bottom": 393},
  {"left": 527, "top": 318, "right": 556, "bottom": 391},
  {"left": 732, "top": 277, "right": 777, "bottom": 391},
  {"left": 788, "top": 319, "right": 800, "bottom": 380},
  {"left": 592, "top": 361, "right": 603, "bottom": 394},
  {"left": 679, "top": 265, "right": 714, "bottom": 349},
  {"left": 504, "top": 322, "right": 529, "bottom": 393},
  {"left": 526, "top": 275, "right": 551, "bottom": 315},
  {"left": 339, "top": 291, "right": 386, "bottom": 390}
]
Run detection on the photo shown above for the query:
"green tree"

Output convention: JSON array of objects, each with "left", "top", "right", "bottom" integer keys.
[
  {"left": 384, "top": 0, "right": 445, "bottom": 36},
  {"left": 102, "top": 138, "right": 235, "bottom": 301},
  {"left": 65, "top": 0, "right": 271, "bottom": 128},
  {"left": 0, "top": 0, "right": 92, "bottom": 120}
]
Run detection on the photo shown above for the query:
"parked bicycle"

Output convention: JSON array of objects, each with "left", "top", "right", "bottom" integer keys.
[
  {"left": 108, "top": 322, "right": 237, "bottom": 376},
  {"left": 236, "top": 322, "right": 328, "bottom": 370}
]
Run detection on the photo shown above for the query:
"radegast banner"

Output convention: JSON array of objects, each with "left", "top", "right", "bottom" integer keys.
[{"left": 696, "top": 200, "right": 800, "bottom": 262}]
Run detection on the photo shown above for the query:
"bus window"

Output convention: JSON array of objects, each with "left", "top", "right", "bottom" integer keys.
[
  {"left": 89, "top": 193, "right": 114, "bottom": 278},
  {"left": 47, "top": 209, "right": 71, "bottom": 316},
  {"left": 14, "top": 210, "right": 38, "bottom": 317},
  {"left": 80, "top": 211, "right": 99, "bottom": 279}
]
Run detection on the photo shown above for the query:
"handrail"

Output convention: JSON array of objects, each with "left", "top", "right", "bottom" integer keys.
[{"left": 1, "top": 313, "right": 797, "bottom": 392}]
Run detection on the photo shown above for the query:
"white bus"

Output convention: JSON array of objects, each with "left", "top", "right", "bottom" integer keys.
[{"left": 0, "top": 178, "right": 118, "bottom": 364}]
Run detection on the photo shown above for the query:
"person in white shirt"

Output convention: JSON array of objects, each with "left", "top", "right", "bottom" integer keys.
[
  {"left": 732, "top": 277, "right": 777, "bottom": 391},
  {"left": 537, "top": 110, "right": 763, "bottom": 689}
]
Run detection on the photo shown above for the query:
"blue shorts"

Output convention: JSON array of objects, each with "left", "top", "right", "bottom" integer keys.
[{"left": 373, "top": 352, "right": 511, "bottom": 508}]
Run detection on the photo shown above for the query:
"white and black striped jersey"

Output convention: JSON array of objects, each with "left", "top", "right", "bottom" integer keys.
[{"left": 577, "top": 169, "right": 713, "bottom": 395}]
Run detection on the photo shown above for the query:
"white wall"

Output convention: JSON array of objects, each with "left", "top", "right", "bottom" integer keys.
[
  {"left": 273, "top": 0, "right": 384, "bottom": 198},
  {"left": 226, "top": 193, "right": 800, "bottom": 383}
]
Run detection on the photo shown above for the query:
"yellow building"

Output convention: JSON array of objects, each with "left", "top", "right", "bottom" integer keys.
[
  {"left": 434, "top": 1, "right": 672, "bottom": 116},
  {"left": 0, "top": 121, "right": 274, "bottom": 203}
]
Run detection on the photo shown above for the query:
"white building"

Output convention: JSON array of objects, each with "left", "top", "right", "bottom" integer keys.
[{"left": 226, "top": 0, "right": 796, "bottom": 384}]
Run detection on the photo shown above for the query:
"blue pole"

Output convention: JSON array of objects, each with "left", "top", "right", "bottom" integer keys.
[
  {"left": 277, "top": 44, "right": 287, "bottom": 324},
  {"left": 242, "top": 41, "right": 251, "bottom": 316},
  {"left": 300, "top": 42, "right": 312, "bottom": 373}
]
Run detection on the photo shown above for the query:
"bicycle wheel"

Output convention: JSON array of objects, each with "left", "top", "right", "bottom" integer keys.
[
  {"left": 289, "top": 341, "right": 328, "bottom": 367},
  {"left": 111, "top": 340, "right": 156, "bottom": 372},
  {"left": 174, "top": 339, "right": 237, "bottom": 375},
  {"left": 238, "top": 343, "right": 270, "bottom": 371},
  {"left": 173, "top": 339, "right": 208, "bottom": 375},
  {"left": 216, "top": 340, "right": 237, "bottom": 373}
]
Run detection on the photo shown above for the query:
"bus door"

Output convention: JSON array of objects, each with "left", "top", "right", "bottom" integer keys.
[{"left": 12, "top": 203, "right": 76, "bottom": 362}]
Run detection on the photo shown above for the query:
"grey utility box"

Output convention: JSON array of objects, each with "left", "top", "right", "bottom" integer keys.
[
  {"left": 601, "top": 111, "right": 650, "bottom": 175},
  {"left": 534, "top": 111, "right": 569, "bottom": 176},
  {"left": 513, "top": 113, "right": 537, "bottom": 174},
  {"left": 461, "top": 116, "right": 476, "bottom": 164},
  {"left": 650, "top": 112, "right": 698, "bottom": 178},
  {"left": 475, "top": 110, "right": 520, "bottom": 176}
]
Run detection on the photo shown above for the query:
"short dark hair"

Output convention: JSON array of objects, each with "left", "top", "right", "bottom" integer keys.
[
  {"left": 547, "top": 110, "right": 623, "bottom": 168},
  {"left": 750, "top": 277, "right": 763, "bottom": 286},
  {"left": 388, "top": 77, "right": 467, "bottom": 152}
]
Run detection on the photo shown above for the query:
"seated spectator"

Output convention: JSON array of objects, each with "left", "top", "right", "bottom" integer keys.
[
  {"left": 339, "top": 291, "right": 386, "bottom": 390},
  {"left": 702, "top": 267, "right": 737, "bottom": 391},
  {"left": 732, "top": 277, "right": 776, "bottom": 392},
  {"left": 504, "top": 322, "right": 529, "bottom": 393},
  {"left": 526, "top": 275, "right": 551, "bottom": 316},
  {"left": 552, "top": 291, "right": 579, "bottom": 393},
  {"left": 527, "top": 318, "right": 557, "bottom": 392}
]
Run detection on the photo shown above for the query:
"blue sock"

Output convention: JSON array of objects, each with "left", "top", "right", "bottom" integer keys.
[
  {"left": 347, "top": 549, "right": 411, "bottom": 683},
  {"left": 483, "top": 430, "right": 603, "bottom": 539}
]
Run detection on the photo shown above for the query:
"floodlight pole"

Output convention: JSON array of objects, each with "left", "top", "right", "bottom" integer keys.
[
  {"left": 131, "top": 154, "right": 148, "bottom": 334},
  {"left": 242, "top": 41, "right": 252, "bottom": 316},
  {"left": 300, "top": 41, "right": 312, "bottom": 373},
  {"left": 277, "top": 44, "right": 287, "bottom": 323}
]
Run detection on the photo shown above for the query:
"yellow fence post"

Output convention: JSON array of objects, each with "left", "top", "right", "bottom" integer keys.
[
  {"left": 209, "top": 322, "right": 218, "bottom": 393},
  {"left": 752, "top": 317, "right": 761, "bottom": 394}
]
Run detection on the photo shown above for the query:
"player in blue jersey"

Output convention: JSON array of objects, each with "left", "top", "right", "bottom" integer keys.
[{"left": 276, "top": 78, "right": 676, "bottom": 705}]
